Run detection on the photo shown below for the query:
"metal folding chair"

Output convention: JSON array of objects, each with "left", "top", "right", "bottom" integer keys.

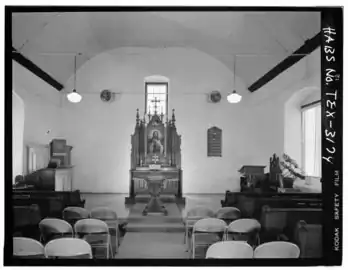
[
  {"left": 205, "top": 241, "right": 253, "bottom": 258},
  {"left": 13, "top": 237, "right": 45, "bottom": 258},
  {"left": 225, "top": 218, "right": 261, "bottom": 247},
  {"left": 39, "top": 218, "right": 74, "bottom": 244},
  {"left": 215, "top": 207, "right": 241, "bottom": 224},
  {"left": 90, "top": 206, "right": 119, "bottom": 254},
  {"left": 191, "top": 218, "right": 227, "bottom": 259},
  {"left": 254, "top": 241, "right": 300, "bottom": 258},
  {"left": 45, "top": 238, "right": 92, "bottom": 259},
  {"left": 62, "top": 206, "right": 90, "bottom": 226},
  {"left": 74, "top": 218, "right": 113, "bottom": 259},
  {"left": 184, "top": 206, "right": 215, "bottom": 252}
]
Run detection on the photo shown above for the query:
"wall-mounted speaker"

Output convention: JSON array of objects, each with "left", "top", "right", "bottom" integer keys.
[
  {"left": 100, "top": 89, "right": 115, "bottom": 102},
  {"left": 208, "top": 91, "right": 222, "bottom": 103}
]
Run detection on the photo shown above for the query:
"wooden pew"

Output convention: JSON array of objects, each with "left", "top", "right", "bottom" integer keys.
[
  {"left": 294, "top": 220, "right": 323, "bottom": 258},
  {"left": 221, "top": 191, "right": 322, "bottom": 219},
  {"left": 12, "top": 190, "right": 85, "bottom": 218},
  {"left": 13, "top": 204, "right": 42, "bottom": 239},
  {"left": 259, "top": 205, "right": 322, "bottom": 243}
]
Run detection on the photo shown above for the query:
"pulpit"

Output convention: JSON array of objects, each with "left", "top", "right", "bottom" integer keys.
[{"left": 126, "top": 108, "right": 185, "bottom": 204}]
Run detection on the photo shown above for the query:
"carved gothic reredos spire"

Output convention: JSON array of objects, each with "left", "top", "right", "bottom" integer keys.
[
  {"left": 136, "top": 108, "right": 140, "bottom": 126},
  {"left": 172, "top": 109, "right": 176, "bottom": 127}
]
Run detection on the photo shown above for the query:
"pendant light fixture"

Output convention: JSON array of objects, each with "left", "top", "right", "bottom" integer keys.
[
  {"left": 227, "top": 55, "right": 242, "bottom": 104},
  {"left": 67, "top": 53, "right": 82, "bottom": 103}
]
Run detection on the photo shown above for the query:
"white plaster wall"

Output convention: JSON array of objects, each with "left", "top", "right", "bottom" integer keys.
[
  {"left": 12, "top": 91, "right": 25, "bottom": 181},
  {"left": 12, "top": 46, "right": 320, "bottom": 194},
  {"left": 12, "top": 61, "right": 65, "bottom": 174},
  {"left": 60, "top": 47, "right": 307, "bottom": 193},
  {"left": 284, "top": 75, "right": 321, "bottom": 167}
]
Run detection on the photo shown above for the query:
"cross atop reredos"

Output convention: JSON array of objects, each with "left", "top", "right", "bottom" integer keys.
[{"left": 151, "top": 97, "right": 160, "bottom": 114}]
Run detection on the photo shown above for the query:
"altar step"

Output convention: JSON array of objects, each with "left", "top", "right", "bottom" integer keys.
[
  {"left": 127, "top": 213, "right": 183, "bottom": 224},
  {"left": 126, "top": 222, "right": 185, "bottom": 233},
  {"left": 124, "top": 202, "right": 184, "bottom": 233},
  {"left": 125, "top": 194, "right": 186, "bottom": 205}
]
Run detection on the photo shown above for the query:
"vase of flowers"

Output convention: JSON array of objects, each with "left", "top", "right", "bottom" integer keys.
[{"left": 279, "top": 154, "right": 306, "bottom": 187}]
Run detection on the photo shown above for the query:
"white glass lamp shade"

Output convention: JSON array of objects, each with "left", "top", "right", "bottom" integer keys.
[
  {"left": 227, "top": 91, "right": 242, "bottom": 103},
  {"left": 67, "top": 89, "right": 82, "bottom": 103}
]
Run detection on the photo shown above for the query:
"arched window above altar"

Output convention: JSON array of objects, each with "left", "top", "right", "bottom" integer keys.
[{"left": 144, "top": 75, "right": 169, "bottom": 116}]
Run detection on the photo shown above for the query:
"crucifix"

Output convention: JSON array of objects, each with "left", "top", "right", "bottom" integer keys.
[{"left": 151, "top": 97, "right": 161, "bottom": 115}]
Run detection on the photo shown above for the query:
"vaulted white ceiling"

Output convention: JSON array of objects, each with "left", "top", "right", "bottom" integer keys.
[{"left": 12, "top": 11, "right": 320, "bottom": 88}]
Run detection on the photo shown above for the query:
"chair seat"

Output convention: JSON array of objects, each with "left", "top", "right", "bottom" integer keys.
[
  {"left": 48, "top": 254, "right": 92, "bottom": 259},
  {"left": 193, "top": 245, "right": 211, "bottom": 259},
  {"left": 82, "top": 234, "right": 108, "bottom": 245},
  {"left": 13, "top": 254, "right": 46, "bottom": 259},
  {"left": 194, "top": 234, "right": 222, "bottom": 245}
]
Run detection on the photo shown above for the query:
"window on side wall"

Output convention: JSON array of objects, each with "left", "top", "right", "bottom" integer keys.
[{"left": 301, "top": 101, "right": 321, "bottom": 177}]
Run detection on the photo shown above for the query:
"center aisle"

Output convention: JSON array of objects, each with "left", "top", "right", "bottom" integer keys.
[{"left": 115, "top": 202, "right": 188, "bottom": 258}]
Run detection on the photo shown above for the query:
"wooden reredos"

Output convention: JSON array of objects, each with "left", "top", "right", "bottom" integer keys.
[{"left": 131, "top": 109, "right": 181, "bottom": 169}]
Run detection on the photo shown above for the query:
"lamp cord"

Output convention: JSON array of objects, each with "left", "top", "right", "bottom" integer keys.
[
  {"left": 74, "top": 54, "right": 77, "bottom": 90},
  {"left": 233, "top": 55, "right": 236, "bottom": 91}
]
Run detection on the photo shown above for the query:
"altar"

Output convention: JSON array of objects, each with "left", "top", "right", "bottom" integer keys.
[{"left": 125, "top": 108, "right": 185, "bottom": 205}]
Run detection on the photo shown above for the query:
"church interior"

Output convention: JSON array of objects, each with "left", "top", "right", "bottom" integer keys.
[{"left": 11, "top": 11, "right": 323, "bottom": 260}]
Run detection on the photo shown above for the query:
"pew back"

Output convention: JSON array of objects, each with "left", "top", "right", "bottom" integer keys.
[
  {"left": 221, "top": 192, "right": 322, "bottom": 220},
  {"left": 294, "top": 220, "right": 323, "bottom": 258},
  {"left": 260, "top": 206, "right": 323, "bottom": 241}
]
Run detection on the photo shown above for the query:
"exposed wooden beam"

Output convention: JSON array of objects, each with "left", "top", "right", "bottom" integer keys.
[
  {"left": 301, "top": 99, "right": 321, "bottom": 109},
  {"left": 12, "top": 47, "right": 64, "bottom": 91},
  {"left": 248, "top": 32, "right": 321, "bottom": 92}
]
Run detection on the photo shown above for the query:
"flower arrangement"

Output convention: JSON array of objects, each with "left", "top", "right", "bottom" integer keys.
[{"left": 279, "top": 153, "right": 306, "bottom": 180}]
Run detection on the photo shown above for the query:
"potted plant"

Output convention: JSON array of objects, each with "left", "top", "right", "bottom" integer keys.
[{"left": 279, "top": 154, "right": 306, "bottom": 188}]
